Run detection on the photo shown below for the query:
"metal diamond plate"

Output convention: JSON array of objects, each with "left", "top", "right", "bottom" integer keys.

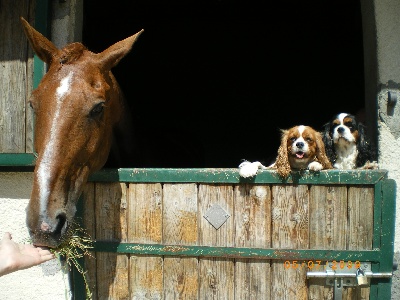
[{"left": 203, "top": 204, "right": 230, "bottom": 229}]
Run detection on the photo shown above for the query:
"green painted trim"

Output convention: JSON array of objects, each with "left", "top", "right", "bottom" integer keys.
[
  {"left": 375, "top": 179, "right": 396, "bottom": 299},
  {"left": 0, "top": 153, "right": 36, "bottom": 166},
  {"left": 379, "top": 179, "right": 396, "bottom": 271},
  {"left": 88, "top": 168, "right": 388, "bottom": 184},
  {"left": 92, "top": 241, "right": 383, "bottom": 261},
  {"left": 72, "top": 198, "right": 87, "bottom": 300},
  {"left": 0, "top": 163, "right": 388, "bottom": 184},
  {"left": 369, "top": 179, "right": 396, "bottom": 298},
  {"left": 33, "top": 0, "right": 50, "bottom": 89},
  {"left": 34, "top": 0, "right": 50, "bottom": 35},
  {"left": 373, "top": 181, "right": 383, "bottom": 250}
]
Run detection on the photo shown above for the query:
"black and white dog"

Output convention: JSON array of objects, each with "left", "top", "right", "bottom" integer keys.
[{"left": 322, "top": 112, "right": 378, "bottom": 169}]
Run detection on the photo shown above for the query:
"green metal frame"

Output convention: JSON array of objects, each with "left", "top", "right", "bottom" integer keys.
[{"left": 73, "top": 169, "right": 396, "bottom": 299}]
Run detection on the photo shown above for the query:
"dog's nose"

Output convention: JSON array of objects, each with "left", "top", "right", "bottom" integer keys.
[
  {"left": 338, "top": 126, "right": 345, "bottom": 134},
  {"left": 296, "top": 142, "right": 304, "bottom": 148}
]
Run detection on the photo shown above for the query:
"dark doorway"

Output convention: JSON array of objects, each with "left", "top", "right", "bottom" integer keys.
[{"left": 83, "top": 0, "right": 364, "bottom": 168}]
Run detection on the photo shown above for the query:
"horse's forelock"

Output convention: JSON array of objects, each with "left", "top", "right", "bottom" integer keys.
[{"left": 59, "top": 42, "right": 88, "bottom": 64}]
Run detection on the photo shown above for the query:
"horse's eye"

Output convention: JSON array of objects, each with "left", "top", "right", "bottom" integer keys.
[
  {"left": 89, "top": 102, "right": 105, "bottom": 118},
  {"left": 28, "top": 100, "right": 36, "bottom": 110}
]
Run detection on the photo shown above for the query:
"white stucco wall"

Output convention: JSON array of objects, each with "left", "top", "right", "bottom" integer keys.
[
  {"left": 373, "top": 1, "right": 400, "bottom": 298},
  {"left": 0, "top": 173, "right": 72, "bottom": 300},
  {"left": 379, "top": 121, "right": 400, "bottom": 250}
]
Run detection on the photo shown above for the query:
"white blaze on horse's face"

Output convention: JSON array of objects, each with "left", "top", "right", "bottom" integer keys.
[
  {"left": 56, "top": 73, "right": 72, "bottom": 98},
  {"left": 37, "top": 73, "right": 77, "bottom": 230},
  {"left": 21, "top": 17, "right": 143, "bottom": 248}
]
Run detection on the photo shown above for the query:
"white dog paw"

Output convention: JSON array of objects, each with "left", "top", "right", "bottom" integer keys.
[
  {"left": 361, "top": 161, "right": 379, "bottom": 170},
  {"left": 308, "top": 161, "right": 323, "bottom": 171},
  {"left": 239, "top": 161, "right": 265, "bottom": 178}
]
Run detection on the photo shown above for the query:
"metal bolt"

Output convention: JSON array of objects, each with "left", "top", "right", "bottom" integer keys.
[{"left": 388, "top": 91, "right": 398, "bottom": 106}]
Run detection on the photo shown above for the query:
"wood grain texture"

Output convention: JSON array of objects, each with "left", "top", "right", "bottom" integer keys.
[
  {"left": 128, "top": 183, "right": 163, "bottom": 299},
  {"left": 163, "top": 183, "right": 198, "bottom": 299},
  {"left": 271, "top": 185, "right": 309, "bottom": 300},
  {"left": 343, "top": 186, "right": 374, "bottom": 300},
  {"left": 95, "top": 183, "right": 129, "bottom": 299},
  {"left": 0, "top": 0, "right": 34, "bottom": 152},
  {"left": 82, "top": 183, "right": 98, "bottom": 300},
  {"left": 198, "top": 184, "right": 235, "bottom": 299},
  {"left": 234, "top": 184, "right": 271, "bottom": 299},
  {"left": 81, "top": 182, "right": 376, "bottom": 299},
  {"left": 308, "top": 185, "right": 347, "bottom": 300}
]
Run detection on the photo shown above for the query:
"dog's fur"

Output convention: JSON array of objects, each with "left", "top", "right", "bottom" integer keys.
[
  {"left": 322, "top": 113, "right": 378, "bottom": 169},
  {"left": 239, "top": 125, "right": 332, "bottom": 178},
  {"left": 274, "top": 125, "right": 332, "bottom": 178}
]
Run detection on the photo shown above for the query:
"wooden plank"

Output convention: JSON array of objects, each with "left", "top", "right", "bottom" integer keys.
[
  {"left": 343, "top": 186, "right": 374, "bottom": 300},
  {"left": 95, "top": 183, "right": 129, "bottom": 299},
  {"left": 271, "top": 185, "right": 309, "bottom": 300},
  {"left": 130, "top": 256, "right": 163, "bottom": 299},
  {"left": 24, "top": 2, "right": 35, "bottom": 153},
  {"left": 163, "top": 183, "right": 199, "bottom": 299},
  {"left": 127, "top": 183, "right": 163, "bottom": 299},
  {"left": 308, "top": 185, "right": 348, "bottom": 300},
  {"left": 0, "top": 0, "right": 32, "bottom": 152},
  {"left": 234, "top": 184, "right": 271, "bottom": 299},
  {"left": 82, "top": 183, "right": 98, "bottom": 300},
  {"left": 347, "top": 186, "right": 374, "bottom": 250},
  {"left": 198, "top": 184, "right": 234, "bottom": 299},
  {"left": 163, "top": 256, "right": 198, "bottom": 299}
]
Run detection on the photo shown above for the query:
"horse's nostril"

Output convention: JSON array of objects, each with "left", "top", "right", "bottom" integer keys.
[{"left": 54, "top": 213, "right": 67, "bottom": 236}]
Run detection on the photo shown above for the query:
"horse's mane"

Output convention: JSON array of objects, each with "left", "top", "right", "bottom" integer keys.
[{"left": 59, "top": 42, "right": 87, "bottom": 64}]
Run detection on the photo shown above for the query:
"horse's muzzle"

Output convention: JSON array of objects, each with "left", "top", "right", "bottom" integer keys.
[{"left": 28, "top": 213, "right": 68, "bottom": 248}]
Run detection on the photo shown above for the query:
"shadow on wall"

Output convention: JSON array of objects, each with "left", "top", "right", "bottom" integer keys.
[{"left": 83, "top": 0, "right": 365, "bottom": 168}]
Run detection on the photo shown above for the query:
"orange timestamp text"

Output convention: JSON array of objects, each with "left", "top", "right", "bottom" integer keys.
[{"left": 283, "top": 260, "right": 362, "bottom": 270}]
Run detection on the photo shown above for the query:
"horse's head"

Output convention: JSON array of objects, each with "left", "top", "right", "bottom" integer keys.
[{"left": 20, "top": 17, "right": 143, "bottom": 247}]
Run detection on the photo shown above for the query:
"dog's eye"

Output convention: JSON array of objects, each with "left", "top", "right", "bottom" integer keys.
[
  {"left": 290, "top": 137, "right": 296, "bottom": 142},
  {"left": 306, "top": 137, "right": 313, "bottom": 142}
]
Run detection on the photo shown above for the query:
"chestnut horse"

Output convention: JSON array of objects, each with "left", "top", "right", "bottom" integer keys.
[{"left": 20, "top": 17, "right": 143, "bottom": 248}]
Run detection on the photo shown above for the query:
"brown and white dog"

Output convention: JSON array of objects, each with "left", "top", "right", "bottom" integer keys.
[{"left": 239, "top": 125, "right": 332, "bottom": 178}]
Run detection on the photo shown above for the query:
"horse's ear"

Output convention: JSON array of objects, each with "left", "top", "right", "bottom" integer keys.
[
  {"left": 97, "top": 29, "right": 144, "bottom": 70},
  {"left": 20, "top": 17, "right": 59, "bottom": 65}
]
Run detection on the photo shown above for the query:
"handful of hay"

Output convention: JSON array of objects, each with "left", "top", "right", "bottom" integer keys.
[{"left": 51, "top": 224, "right": 95, "bottom": 300}]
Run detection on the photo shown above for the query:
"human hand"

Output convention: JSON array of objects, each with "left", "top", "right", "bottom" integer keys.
[{"left": 0, "top": 232, "right": 55, "bottom": 277}]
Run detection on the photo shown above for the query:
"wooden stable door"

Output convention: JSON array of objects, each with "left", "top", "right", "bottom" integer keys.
[{"left": 71, "top": 169, "right": 395, "bottom": 300}]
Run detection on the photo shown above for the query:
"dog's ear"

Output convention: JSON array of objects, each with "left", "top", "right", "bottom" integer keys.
[
  {"left": 275, "top": 129, "right": 291, "bottom": 178},
  {"left": 356, "top": 122, "right": 376, "bottom": 166},
  {"left": 357, "top": 122, "right": 367, "bottom": 147},
  {"left": 321, "top": 122, "right": 336, "bottom": 164},
  {"left": 315, "top": 131, "right": 333, "bottom": 169},
  {"left": 322, "top": 122, "right": 333, "bottom": 144}
]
